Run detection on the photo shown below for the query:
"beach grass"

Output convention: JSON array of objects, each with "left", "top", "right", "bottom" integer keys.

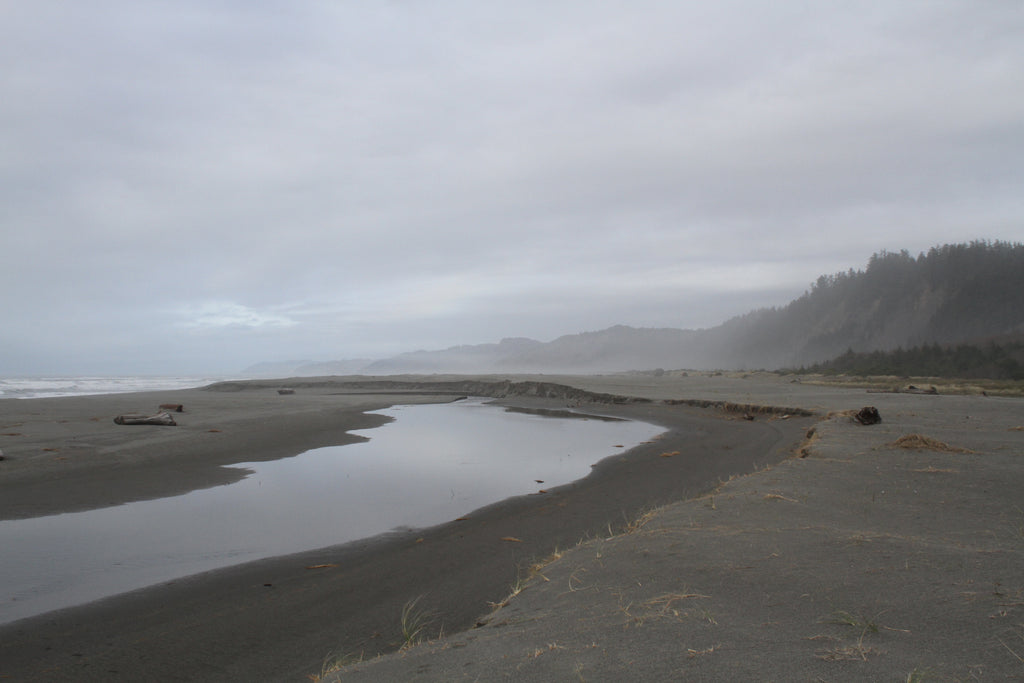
[
  {"left": 307, "top": 652, "right": 364, "bottom": 682},
  {"left": 785, "top": 373, "right": 1024, "bottom": 397},
  {"left": 399, "top": 596, "right": 437, "bottom": 650}
]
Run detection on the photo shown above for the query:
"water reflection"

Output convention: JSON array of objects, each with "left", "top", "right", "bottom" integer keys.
[{"left": 0, "top": 398, "right": 662, "bottom": 625}]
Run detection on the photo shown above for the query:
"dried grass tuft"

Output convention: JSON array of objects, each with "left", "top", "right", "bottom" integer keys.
[
  {"left": 890, "top": 434, "right": 973, "bottom": 453},
  {"left": 817, "top": 643, "right": 879, "bottom": 661},
  {"left": 763, "top": 493, "right": 800, "bottom": 503}
]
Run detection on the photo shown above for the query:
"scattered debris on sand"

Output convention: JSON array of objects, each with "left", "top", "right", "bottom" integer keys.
[
  {"left": 867, "top": 385, "right": 938, "bottom": 395},
  {"left": 113, "top": 412, "right": 177, "bottom": 426},
  {"left": 853, "top": 406, "right": 882, "bottom": 425},
  {"left": 890, "top": 433, "right": 973, "bottom": 453}
]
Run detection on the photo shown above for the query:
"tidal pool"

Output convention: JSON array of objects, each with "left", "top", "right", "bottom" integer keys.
[{"left": 0, "top": 398, "right": 662, "bottom": 625}]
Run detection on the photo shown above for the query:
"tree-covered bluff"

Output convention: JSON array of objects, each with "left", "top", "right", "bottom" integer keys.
[
  {"left": 246, "top": 240, "right": 1024, "bottom": 375},
  {"left": 701, "top": 240, "right": 1024, "bottom": 370},
  {"left": 786, "top": 340, "right": 1024, "bottom": 380}
]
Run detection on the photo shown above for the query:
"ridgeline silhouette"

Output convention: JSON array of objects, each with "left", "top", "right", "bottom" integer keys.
[{"left": 244, "top": 241, "right": 1024, "bottom": 376}]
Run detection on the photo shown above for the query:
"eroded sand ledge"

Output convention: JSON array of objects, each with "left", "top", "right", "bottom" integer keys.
[{"left": 1, "top": 374, "right": 1021, "bottom": 681}]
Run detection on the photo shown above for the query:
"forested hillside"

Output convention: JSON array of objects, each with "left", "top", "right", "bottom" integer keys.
[
  {"left": 699, "top": 240, "right": 1024, "bottom": 369},
  {"left": 789, "top": 339, "right": 1024, "bottom": 380},
  {"left": 248, "top": 241, "right": 1024, "bottom": 375}
]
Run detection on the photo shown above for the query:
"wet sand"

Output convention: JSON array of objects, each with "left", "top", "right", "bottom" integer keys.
[
  {"left": 4, "top": 374, "right": 1020, "bottom": 681},
  {"left": 336, "top": 376, "right": 1024, "bottom": 682},
  {"left": 0, "top": 375, "right": 812, "bottom": 681}
]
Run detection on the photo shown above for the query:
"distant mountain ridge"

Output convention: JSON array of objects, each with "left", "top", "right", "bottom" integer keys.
[
  {"left": 242, "top": 240, "right": 1024, "bottom": 376},
  {"left": 363, "top": 326, "right": 699, "bottom": 374},
  {"left": 242, "top": 358, "right": 375, "bottom": 378}
]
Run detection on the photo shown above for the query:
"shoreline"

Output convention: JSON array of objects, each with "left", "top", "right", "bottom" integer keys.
[
  {"left": 336, "top": 377, "right": 1024, "bottom": 682},
  {"left": 0, "top": 386, "right": 426, "bottom": 520},
  {"left": 0, "top": 376, "right": 813, "bottom": 681},
  {"left": 6, "top": 374, "right": 1018, "bottom": 680},
  {"left": 0, "top": 395, "right": 661, "bottom": 626}
]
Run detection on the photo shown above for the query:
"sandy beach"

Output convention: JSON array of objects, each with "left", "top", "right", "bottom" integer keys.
[{"left": 1, "top": 374, "right": 1021, "bottom": 681}]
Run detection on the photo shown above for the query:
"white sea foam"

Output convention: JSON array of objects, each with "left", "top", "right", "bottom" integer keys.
[{"left": 0, "top": 376, "right": 226, "bottom": 400}]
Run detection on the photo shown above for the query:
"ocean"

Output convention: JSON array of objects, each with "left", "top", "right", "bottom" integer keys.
[{"left": 0, "top": 376, "right": 228, "bottom": 400}]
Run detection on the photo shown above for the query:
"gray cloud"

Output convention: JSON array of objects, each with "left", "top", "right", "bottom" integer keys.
[{"left": 2, "top": 1, "right": 1023, "bottom": 374}]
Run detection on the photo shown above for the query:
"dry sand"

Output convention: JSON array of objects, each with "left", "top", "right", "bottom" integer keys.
[{"left": 1, "top": 374, "right": 1021, "bottom": 681}]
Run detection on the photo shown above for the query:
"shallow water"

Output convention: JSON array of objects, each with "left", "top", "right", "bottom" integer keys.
[{"left": 0, "top": 398, "right": 662, "bottom": 625}]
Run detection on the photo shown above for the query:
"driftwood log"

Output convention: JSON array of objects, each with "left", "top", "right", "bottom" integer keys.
[
  {"left": 867, "top": 385, "right": 938, "bottom": 395},
  {"left": 853, "top": 406, "right": 882, "bottom": 425},
  {"left": 114, "top": 412, "right": 177, "bottom": 426}
]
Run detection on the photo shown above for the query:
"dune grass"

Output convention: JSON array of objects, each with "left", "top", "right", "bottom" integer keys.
[
  {"left": 400, "top": 596, "right": 438, "bottom": 650},
  {"left": 890, "top": 434, "right": 973, "bottom": 453},
  {"left": 786, "top": 373, "right": 1024, "bottom": 397}
]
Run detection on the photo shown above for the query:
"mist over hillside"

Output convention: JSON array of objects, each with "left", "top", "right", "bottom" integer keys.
[
  {"left": 243, "top": 241, "right": 1024, "bottom": 376},
  {"left": 700, "top": 240, "right": 1024, "bottom": 369}
]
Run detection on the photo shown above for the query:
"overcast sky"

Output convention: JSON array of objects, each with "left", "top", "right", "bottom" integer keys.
[{"left": 2, "top": 2, "right": 1023, "bottom": 375}]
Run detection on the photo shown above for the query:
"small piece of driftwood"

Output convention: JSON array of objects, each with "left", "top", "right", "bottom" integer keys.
[
  {"left": 853, "top": 406, "right": 882, "bottom": 425},
  {"left": 159, "top": 403, "right": 184, "bottom": 412},
  {"left": 277, "top": 388, "right": 295, "bottom": 395},
  {"left": 114, "top": 412, "right": 177, "bottom": 426},
  {"left": 867, "top": 385, "right": 938, "bottom": 395}
]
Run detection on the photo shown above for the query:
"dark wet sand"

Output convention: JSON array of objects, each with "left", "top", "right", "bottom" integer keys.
[
  {"left": 0, "top": 376, "right": 812, "bottom": 681},
  {"left": 335, "top": 376, "right": 1024, "bottom": 682}
]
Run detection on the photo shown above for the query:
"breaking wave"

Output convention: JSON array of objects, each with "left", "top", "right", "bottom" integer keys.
[{"left": 0, "top": 376, "right": 224, "bottom": 400}]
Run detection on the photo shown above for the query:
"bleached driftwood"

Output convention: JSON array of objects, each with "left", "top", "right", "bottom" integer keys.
[{"left": 114, "top": 412, "right": 177, "bottom": 426}]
